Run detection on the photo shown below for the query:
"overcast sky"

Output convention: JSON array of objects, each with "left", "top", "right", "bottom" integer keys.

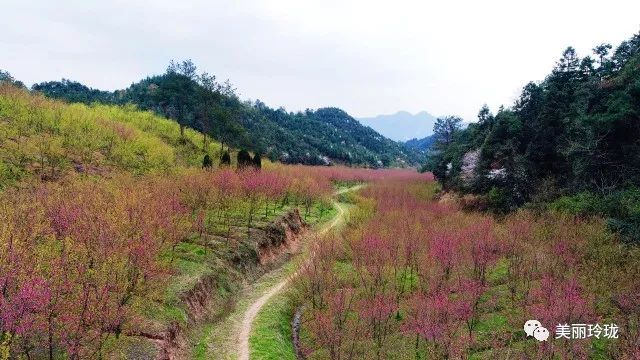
[{"left": 2, "top": 0, "right": 639, "bottom": 121}]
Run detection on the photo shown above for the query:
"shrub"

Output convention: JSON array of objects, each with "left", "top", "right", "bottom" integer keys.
[
  {"left": 202, "top": 154, "right": 212, "bottom": 168},
  {"left": 237, "top": 149, "right": 252, "bottom": 169},
  {"left": 220, "top": 151, "right": 231, "bottom": 167},
  {"left": 550, "top": 188, "right": 640, "bottom": 243},
  {"left": 487, "top": 186, "right": 510, "bottom": 214},
  {"left": 252, "top": 153, "right": 262, "bottom": 169}
]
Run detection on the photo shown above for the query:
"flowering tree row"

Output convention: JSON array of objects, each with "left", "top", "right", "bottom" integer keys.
[
  {"left": 272, "top": 164, "right": 432, "bottom": 184},
  {"left": 294, "top": 179, "right": 640, "bottom": 359},
  {"left": 0, "top": 177, "right": 188, "bottom": 359},
  {"left": 0, "top": 166, "right": 426, "bottom": 358}
]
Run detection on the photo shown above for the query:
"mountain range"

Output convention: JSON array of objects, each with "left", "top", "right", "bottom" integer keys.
[{"left": 357, "top": 110, "right": 437, "bottom": 141}]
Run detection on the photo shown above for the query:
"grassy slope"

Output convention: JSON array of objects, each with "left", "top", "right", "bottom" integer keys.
[
  {"left": 0, "top": 83, "right": 301, "bottom": 359},
  {"left": 1, "top": 84, "right": 383, "bottom": 359},
  {"left": 0, "top": 84, "right": 256, "bottom": 188}
]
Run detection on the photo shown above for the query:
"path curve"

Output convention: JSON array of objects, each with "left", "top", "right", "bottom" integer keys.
[{"left": 237, "top": 186, "right": 359, "bottom": 360}]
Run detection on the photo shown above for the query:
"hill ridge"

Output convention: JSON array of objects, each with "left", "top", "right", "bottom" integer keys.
[{"left": 25, "top": 66, "right": 418, "bottom": 167}]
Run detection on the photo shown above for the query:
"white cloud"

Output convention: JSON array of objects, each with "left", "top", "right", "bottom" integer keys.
[{"left": 1, "top": 0, "right": 638, "bottom": 121}]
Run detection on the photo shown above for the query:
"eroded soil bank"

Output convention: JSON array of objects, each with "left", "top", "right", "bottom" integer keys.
[{"left": 121, "top": 208, "right": 308, "bottom": 359}]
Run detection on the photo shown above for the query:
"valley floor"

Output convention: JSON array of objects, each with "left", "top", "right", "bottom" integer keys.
[
  {"left": 194, "top": 186, "right": 360, "bottom": 359},
  {"left": 287, "top": 179, "right": 639, "bottom": 359}
]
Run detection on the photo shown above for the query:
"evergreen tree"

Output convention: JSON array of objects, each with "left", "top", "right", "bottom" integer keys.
[
  {"left": 0, "top": 69, "right": 25, "bottom": 88},
  {"left": 423, "top": 31, "right": 640, "bottom": 239},
  {"left": 237, "top": 149, "right": 252, "bottom": 169},
  {"left": 433, "top": 116, "right": 463, "bottom": 150},
  {"left": 202, "top": 154, "right": 213, "bottom": 169},
  {"left": 220, "top": 151, "right": 231, "bottom": 167},
  {"left": 252, "top": 153, "right": 262, "bottom": 169}
]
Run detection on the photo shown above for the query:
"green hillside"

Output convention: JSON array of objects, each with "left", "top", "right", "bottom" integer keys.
[
  {"left": 0, "top": 83, "right": 223, "bottom": 188},
  {"left": 405, "top": 134, "right": 436, "bottom": 153},
  {"left": 425, "top": 31, "right": 640, "bottom": 242},
  {"left": 30, "top": 61, "right": 417, "bottom": 167}
]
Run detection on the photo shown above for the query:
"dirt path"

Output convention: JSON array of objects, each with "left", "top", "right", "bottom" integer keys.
[{"left": 234, "top": 186, "right": 359, "bottom": 360}]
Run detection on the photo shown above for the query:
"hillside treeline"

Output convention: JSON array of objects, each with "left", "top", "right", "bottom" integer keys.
[{"left": 26, "top": 61, "right": 413, "bottom": 167}]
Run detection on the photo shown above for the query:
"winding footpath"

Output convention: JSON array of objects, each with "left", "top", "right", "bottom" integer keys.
[{"left": 235, "top": 186, "right": 360, "bottom": 360}]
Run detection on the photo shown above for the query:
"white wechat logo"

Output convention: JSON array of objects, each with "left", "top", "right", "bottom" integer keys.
[
  {"left": 524, "top": 319, "right": 549, "bottom": 341},
  {"left": 534, "top": 326, "right": 550, "bottom": 341}
]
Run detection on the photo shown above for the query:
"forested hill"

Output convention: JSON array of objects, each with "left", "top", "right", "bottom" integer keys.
[
  {"left": 425, "top": 31, "right": 640, "bottom": 242},
  {"left": 28, "top": 64, "right": 415, "bottom": 167},
  {"left": 404, "top": 134, "right": 436, "bottom": 153},
  {"left": 231, "top": 104, "right": 411, "bottom": 166}
]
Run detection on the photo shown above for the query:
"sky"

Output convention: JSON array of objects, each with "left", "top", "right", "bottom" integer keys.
[{"left": 2, "top": 0, "right": 639, "bottom": 121}]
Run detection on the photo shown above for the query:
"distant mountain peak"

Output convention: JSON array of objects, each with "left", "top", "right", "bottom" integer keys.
[
  {"left": 357, "top": 110, "right": 437, "bottom": 141},
  {"left": 394, "top": 110, "right": 412, "bottom": 116}
]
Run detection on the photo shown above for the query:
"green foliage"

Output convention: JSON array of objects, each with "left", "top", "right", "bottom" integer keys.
[
  {"left": 433, "top": 115, "right": 463, "bottom": 150},
  {"left": 249, "top": 293, "right": 296, "bottom": 360},
  {"left": 0, "top": 333, "right": 10, "bottom": 360},
  {"left": 220, "top": 151, "right": 231, "bottom": 167},
  {"left": 550, "top": 187, "right": 640, "bottom": 243},
  {"left": 0, "top": 84, "right": 222, "bottom": 187},
  {"left": 0, "top": 70, "right": 24, "bottom": 88},
  {"left": 549, "top": 191, "right": 601, "bottom": 214},
  {"left": 252, "top": 153, "right": 262, "bottom": 169},
  {"left": 253, "top": 106, "right": 414, "bottom": 166},
  {"left": 404, "top": 134, "right": 436, "bottom": 154},
  {"left": 32, "top": 79, "right": 114, "bottom": 104},
  {"left": 202, "top": 154, "right": 213, "bottom": 168},
  {"left": 237, "top": 149, "right": 252, "bottom": 169},
  {"left": 425, "top": 31, "right": 640, "bottom": 239},
  {"left": 423, "top": 115, "right": 468, "bottom": 189},
  {"left": 31, "top": 61, "right": 415, "bottom": 167},
  {"left": 487, "top": 187, "right": 511, "bottom": 214}
]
